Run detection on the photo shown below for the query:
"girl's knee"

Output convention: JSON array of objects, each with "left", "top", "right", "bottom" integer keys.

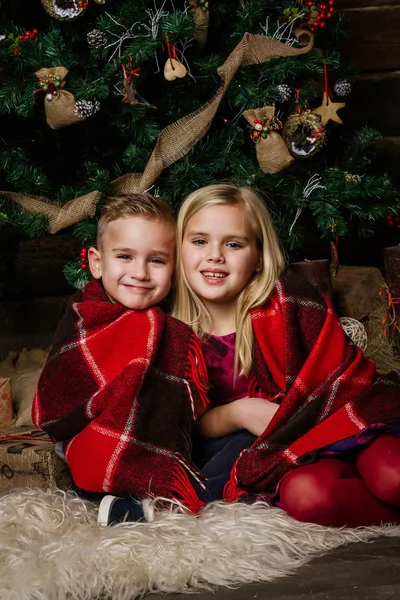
[
  {"left": 357, "top": 434, "right": 400, "bottom": 507},
  {"left": 368, "top": 467, "right": 400, "bottom": 507},
  {"left": 279, "top": 470, "right": 337, "bottom": 525}
]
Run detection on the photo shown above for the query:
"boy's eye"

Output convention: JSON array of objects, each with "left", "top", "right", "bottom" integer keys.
[
  {"left": 116, "top": 254, "right": 132, "bottom": 260},
  {"left": 150, "top": 258, "right": 167, "bottom": 264}
]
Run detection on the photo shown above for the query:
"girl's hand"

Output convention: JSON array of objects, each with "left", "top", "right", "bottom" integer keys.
[
  {"left": 197, "top": 397, "right": 279, "bottom": 438},
  {"left": 234, "top": 397, "right": 279, "bottom": 437},
  {"left": 197, "top": 402, "right": 242, "bottom": 438}
]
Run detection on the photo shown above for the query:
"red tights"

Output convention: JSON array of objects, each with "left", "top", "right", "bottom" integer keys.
[{"left": 279, "top": 434, "right": 400, "bottom": 527}]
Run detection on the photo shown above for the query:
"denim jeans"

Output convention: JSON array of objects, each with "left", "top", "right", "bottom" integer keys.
[{"left": 191, "top": 431, "right": 256, "bottom": 503}]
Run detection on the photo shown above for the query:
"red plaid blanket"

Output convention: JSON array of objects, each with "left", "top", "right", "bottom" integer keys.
[
  {"left": 224, "top": 270, "right": 400, "bottom": 501},
  {"left": 33, "top": 279, "right": 209, "bottom": 512}
]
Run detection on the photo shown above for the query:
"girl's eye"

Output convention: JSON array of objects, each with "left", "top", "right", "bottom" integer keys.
[
  {"left": 227, "top": 242, "right": 242, "bottom": 249},
  {"left": 192, "top": 239, "right": 207, "bottom": 245}
]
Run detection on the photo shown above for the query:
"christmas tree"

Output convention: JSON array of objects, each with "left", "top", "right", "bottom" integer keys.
[{"left": 0, "top": 0, "right": 398, "bottom": 290}]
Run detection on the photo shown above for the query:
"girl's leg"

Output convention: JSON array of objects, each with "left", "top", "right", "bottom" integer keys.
[
  {"left": 356, "top": 433, "right": 400, "bottom": 507},
  {"left": 279, "top": 456, "right": 400, "bottom": 527},
  {"left": 192, "top": 431, "right": 256, "bottom": 502}
]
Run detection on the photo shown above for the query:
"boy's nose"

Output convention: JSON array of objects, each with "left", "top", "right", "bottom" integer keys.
[{"left": 130, "top": 261, "right": 149, "bottom": 280}]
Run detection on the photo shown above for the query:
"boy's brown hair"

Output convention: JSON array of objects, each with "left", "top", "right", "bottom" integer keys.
[{"left": 97, "top": 193, "right": 175, "bottom": 247}]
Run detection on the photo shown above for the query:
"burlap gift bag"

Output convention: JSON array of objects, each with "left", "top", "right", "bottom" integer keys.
[
  {"left": 35, "top": 67, "right": 84, "bottom": 130},
  {"left": 0, "top": 428, "right": 72, "bottom": 492},
  {"left": 244, "top": 106, "right": 293, "bottom": 174},
  {"left": 0, "top": 378, "right": 13, "bottom": 428}
]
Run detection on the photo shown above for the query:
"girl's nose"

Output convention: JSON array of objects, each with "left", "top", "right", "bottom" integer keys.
[{"left": 206, "top": 244, "right": 224, "bottom": 262}]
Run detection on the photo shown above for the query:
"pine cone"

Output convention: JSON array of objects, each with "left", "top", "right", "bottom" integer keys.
[
  {"left": 276, "top": 84, "right": 292, "bottom": 102},
  {"left": 333, "top": 79, "right": 351, "bottom": 97},
  {"left": 87, "top": 29, "right": 108, "bottom": 48},
  {"left": 74, "top": 99, "right": 101, "bottom": 118}
]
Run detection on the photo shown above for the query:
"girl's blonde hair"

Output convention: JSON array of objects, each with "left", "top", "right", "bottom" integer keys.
[{"left": 173, "top": 184, "right": 286, "bottom": 376}]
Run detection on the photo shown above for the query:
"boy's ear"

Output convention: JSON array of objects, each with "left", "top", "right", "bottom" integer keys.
[{"left": 88, "top": 247, "right": 102, "bottom": 279}]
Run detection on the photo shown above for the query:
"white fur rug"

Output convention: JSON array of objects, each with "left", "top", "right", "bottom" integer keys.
[{"left": 0, "top": 489, "right": 399, "bottom": 600}]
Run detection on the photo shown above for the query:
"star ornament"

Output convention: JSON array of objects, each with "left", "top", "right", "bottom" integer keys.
[{"left": 312, "top": 92, "right": 346, "bottom": 126}]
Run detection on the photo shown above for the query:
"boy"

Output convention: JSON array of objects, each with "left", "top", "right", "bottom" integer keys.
[
  {"left": 33, "top": 194, "right": 209, "bottom": 525},
  {"left": 87, "top": 193, "right": 175, "bottom": 311}
]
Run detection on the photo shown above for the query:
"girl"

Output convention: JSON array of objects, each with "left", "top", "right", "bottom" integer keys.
[{"left": 173, "top": 183, "right": 400, "bottom": 528}]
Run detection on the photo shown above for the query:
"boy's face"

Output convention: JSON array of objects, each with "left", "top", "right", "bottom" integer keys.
[{"left": 88, "top": 216, "right": 175, "bottom": 310}]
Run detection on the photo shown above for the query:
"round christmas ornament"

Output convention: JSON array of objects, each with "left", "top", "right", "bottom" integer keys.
[
  {"left": 41, "top": 0, "right": 105, "bottom": 21},
  {"left": 340, "top": 317, "right": 368, "bottom": 351},
  {"left": 283, "top": 110, "right": 325, "bottom": 158},
  {"left": 35, "top": 67, "right": 85, "bottom": 129},
  {"left": 244, "top": 106, "right": 293, "bottom": 174},
  {"left": 41, "top": 0, "right": 88, "bottom": 21}
]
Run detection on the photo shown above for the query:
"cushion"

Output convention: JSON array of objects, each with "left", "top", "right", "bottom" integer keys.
[
  {"left": 0, "top": 427, "right": 71, "bottom": 493},
  {"left": 0, "top": 378, "right": 13, "bottom": 428},
  {"left": 0, "top": 349, "right": 49, "bottom": 427}
]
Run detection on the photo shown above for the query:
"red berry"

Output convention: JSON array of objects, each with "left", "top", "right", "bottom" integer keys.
[
  {"left": 328, "top": 0, "right": 334, "bottom": 4},
  {"left": 319, "top": 4, "right": 327, "bottom": 9},
  {"left": 80, "top": 263, "right": 88, "bottom": 270},
  {"left": 319, "top": 21, "right": 326, "bottom": 27},
  {"left": 18, "top": 34, "right": 24, "bottom": 40},
  {"left": 33, "top": 28, "right": 38, "bottom": 34}
]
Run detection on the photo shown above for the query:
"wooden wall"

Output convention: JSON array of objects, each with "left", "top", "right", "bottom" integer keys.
[{"left": 337, "top": 0, "right": 400, "bottom": 185}]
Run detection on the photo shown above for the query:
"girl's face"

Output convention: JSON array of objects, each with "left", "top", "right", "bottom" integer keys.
[{"left": 182, "top": 203, "right": 260, "bottom": 312}]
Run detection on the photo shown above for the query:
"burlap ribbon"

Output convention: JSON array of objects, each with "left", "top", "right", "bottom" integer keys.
[
  {"left": 243, "top": 106, "right": 293, "bottom": 174},
  {"left": 189, "top": 0, "right": 210, "bottom": 49},
  {"left": 1, "top": 30, "right": 313, "bottom": 233},
  {"left": 35, "top": 67, "right": 84, "bottom": 130}
]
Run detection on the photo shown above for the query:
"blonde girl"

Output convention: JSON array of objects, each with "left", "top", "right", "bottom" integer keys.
[{"left": 173, "top": 183, "right": 400, "bottom": 527}]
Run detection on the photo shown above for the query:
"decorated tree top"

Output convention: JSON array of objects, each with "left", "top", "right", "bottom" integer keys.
[{"left": 0, "top": 0, "right": 398, "bottom": 289}]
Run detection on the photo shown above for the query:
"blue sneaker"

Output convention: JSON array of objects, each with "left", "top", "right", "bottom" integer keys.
[{"left": 97, "top": 495, "right": 146, "bottom": 526}]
